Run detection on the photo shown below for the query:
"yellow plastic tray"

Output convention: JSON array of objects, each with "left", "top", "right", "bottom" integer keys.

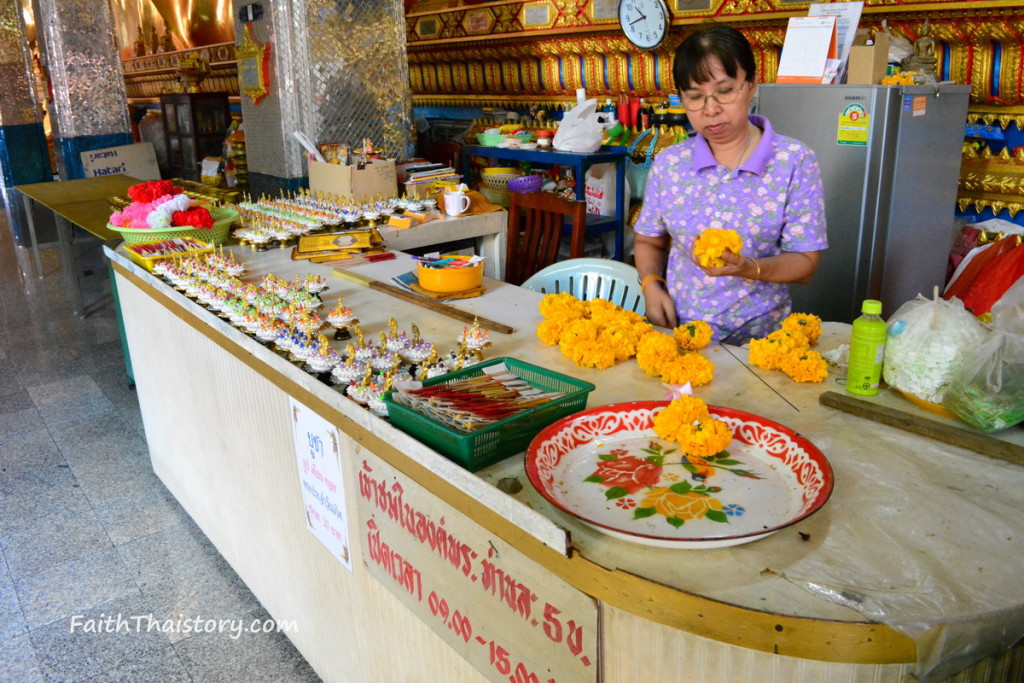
[{"left": 124, "top": 237, "right": 214, "bottom": 273}]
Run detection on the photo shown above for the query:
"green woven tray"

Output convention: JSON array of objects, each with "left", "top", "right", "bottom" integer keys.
[
  {"left": 383, "top": 357, "right": 595, "bottom": 472},
  {"left": 108, "top": 206, "right": 237, "bottom": 246}
]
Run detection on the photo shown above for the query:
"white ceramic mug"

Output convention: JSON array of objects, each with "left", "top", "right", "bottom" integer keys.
[{"left": 444, "top": 191, "right": 471, "bottom": 217}]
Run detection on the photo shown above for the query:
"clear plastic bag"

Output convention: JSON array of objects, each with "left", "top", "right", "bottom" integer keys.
[
  {"left": 881, "top": 20, "right": 913, "bottom": 65},
  {"left": 882, "top": 290, "right": 987, "bottom": 404},
  {"left": 943, "top": 277, "right": 1024, "bottom": 431}
]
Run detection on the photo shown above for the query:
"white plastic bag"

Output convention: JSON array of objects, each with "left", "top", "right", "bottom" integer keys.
[
  {"left": 553, "top": 99, "right": 604, "bottom": 153},
  {"left": 881, "top": 20, "right": 912, "bottom": 65},
  {"left": 584, "top": 162, "right": 628, "bottom": 216},
  {"left": 882, "top": 290, "right": 987, "bottom": 404},
  {"left": 943, "top": 278, "right": 1024, "bottom": 431}
]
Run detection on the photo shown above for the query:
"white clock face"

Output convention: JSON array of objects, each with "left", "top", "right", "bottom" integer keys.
[{"left": 618, "top": 0, "right": 669, "bottom": 51}]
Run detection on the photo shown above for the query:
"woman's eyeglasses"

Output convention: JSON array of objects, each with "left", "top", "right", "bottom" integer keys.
[{"left": 680, "top": 82, "right": 748, "bottom": 112}]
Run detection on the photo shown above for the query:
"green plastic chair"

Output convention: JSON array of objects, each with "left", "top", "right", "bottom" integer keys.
[{"left": 521, "top": 258, "right": 646, "bottom": 316}]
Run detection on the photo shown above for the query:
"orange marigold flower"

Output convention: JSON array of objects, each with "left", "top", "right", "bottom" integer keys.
[
  {"left": 781, "top": 312, "right": 822, "bottom": 345},
  {"left": 677, "top": 417, "right": 733, "bottom": 457},
  {"left": 673, "top": 320, "right": 714, "bottom": 351},
  {"left": 563, "top": 338, "right": 617, "bottom": 369},
  {"left": 641, "top": 486, "right": 724, "bottom": 521},
  {"left": 652, "top": 395, "right": 710, "bottom": 443},
  {"left": 636, "top": 331, "right": 679, "bottom": 376},
  {"left": 539, "top": 292, "right": 588, "bottom": 320},
  {"left": 749, "top": 337, "right": 786, "bottom": 370},
  {"left": 766, "top": 328, "right": 811, "bottom": 352},
  {"left": 660, "top": 352, "right": 714, "bottom": 387},
  {"left": 692, "top": 228, "right": 743, "bottom": 268},
  {"left": 536, "top": 319, "right": 566, "bottom": 346},
  {"left": 780, "top": 349, "right": 829, "bottom": 383}
]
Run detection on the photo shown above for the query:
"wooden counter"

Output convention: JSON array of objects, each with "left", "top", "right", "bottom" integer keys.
[{"left": 105, "top": 243, "right": 1024, "bottom": 682}]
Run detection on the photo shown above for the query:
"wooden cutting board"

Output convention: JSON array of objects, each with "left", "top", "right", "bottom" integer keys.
[{"left": 819, "top": 391, "right": 1024, "bottom": 467}]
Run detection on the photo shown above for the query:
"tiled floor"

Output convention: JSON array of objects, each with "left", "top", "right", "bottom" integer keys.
[{"left": 0, "top": 205, "right": 320, "bottom": 681}]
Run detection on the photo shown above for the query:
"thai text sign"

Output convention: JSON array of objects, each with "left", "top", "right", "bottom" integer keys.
[
  {"left": 290, "top": 398, "right": 352, "bottom": 572},
  {"left": 355, "top": 445, "right": 599, "bottom": 683}
]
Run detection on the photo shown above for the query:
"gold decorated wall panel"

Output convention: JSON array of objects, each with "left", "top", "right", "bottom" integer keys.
[
  {"left": 406, "top": 0, "right": 1024, "bottom": 221},
  {"left": 407, "top": 3, "right": 1024, "bottom": 106}
]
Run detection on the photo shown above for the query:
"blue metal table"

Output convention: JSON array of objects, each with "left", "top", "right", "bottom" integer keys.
[{"left": 461, "top": 145, "right": 628, "bottom": 261}]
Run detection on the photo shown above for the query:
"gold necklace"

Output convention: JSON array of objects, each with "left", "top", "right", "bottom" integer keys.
[{"left": 726, "top": 124, "right": 754, "bottom": 171}]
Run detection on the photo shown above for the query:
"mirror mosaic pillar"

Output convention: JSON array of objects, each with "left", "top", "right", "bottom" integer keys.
[
  {"left": 34, "top": 0, "right": 130, "bottom": 180},
  {"left": 0, "top": 0, "right": 49, "bottom": 188},
  {"left": 230, "top": 0, "right": 413, "bottom": 196}
]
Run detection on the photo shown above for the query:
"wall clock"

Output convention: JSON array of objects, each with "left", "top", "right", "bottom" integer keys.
[{"left": 618, "top": 0, "right": 670, "bottom": 51}]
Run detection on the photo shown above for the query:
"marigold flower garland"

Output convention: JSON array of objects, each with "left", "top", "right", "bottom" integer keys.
[
  {"left": 535, "top": 292, "right": 652, "bottom": 370},
  {"left": 748, "top": 313, "right": 828, "bottom": 383},
  {"left": 652, "top": 395, "right": 733, "bottom": 458},
  {"left": 636, "top": 325, "right": 714, "bottom": 387},
  {"left": 536, "top": 292, "right": 716, "bottom": 386},
  {"left": 693, "top": 228, "right": 743, "bottom": 268}
]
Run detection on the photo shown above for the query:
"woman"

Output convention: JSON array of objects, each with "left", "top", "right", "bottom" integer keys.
[{"left": 633, "top": 26, "right": 827, "bottom": 344}]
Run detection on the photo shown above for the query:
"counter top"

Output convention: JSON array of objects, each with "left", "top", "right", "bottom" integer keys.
[{"left": 105, "top": 241, "right": 1024, "bottom": 672}]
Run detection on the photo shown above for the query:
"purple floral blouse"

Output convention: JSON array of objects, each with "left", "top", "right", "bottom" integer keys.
[{"left": 634, "top": 115, "right": 828, "bottom": 344}]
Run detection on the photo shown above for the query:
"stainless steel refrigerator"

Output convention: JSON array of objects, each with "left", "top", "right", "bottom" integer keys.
[{"left": 756, "top": 83, "right": 970, "bottom": 322}]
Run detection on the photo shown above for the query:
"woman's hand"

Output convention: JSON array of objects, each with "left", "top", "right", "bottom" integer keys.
[
  {"left": 695, "top": 249, "right": 822, "bottom": 284},
  {"left": 695, "top": 248, "right": 752, "bottom": 279},
  {"left": 642, "top": 285, "right": 678, "bottom": 328}
]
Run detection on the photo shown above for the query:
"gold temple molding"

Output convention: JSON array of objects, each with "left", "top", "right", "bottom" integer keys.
[{"left": 122, "top": 41, "right": 238, "bottom": 103}]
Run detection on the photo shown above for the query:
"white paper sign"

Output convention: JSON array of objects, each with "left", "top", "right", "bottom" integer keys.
[
  {"left": 777, "top": 16, "right": 837, "bottom": 84},
  {"left": 81, "top": 143, "right": 160, "bottom": 180},
  {"left": 808, "top": 1, "right": 865, "bottom": 80},
  {"left": 290, "top": 397, "right": 353, "bottom": 572}
]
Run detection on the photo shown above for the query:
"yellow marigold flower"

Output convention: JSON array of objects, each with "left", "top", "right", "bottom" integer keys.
[
  {"left": 586, "top": 298, "right": 619, "bottom": 318},
  {"left": 539, "top": 292, "right": 588, "bottom": 320},
  {"left": 641, "top": 486, "right": 723, "bottom": 521},
  {"left": 660, "top": 352, "right": 714, "bottom": 387},
  {"left": 677, "top": 417, "right": 733, "bottom": 457},
  {"left": 563, "top": 338, "right": 617, "bottom": 369},
  {"left": 636, "top": 331, "right": 680, "bottom": 377},
  {"left": 766, "top": 328, "right": 811, "bottom": 352},
  {"left": 559, "top": 318, "right": 597, "bottom": 344},
  {"left": 693, "top": 228, "right": 743, "bottom": 268},
  {"left": 536, "top": 319, "right": 566, "bottom": 346},
  {"left": 782, "top": 313, "right": 822, "bottom": 345},
  {"left": 604, "top": 327, "right": 639, "bottom": 361},
  {"left": 652, "top": 395, "right": 710, "bottom": 443},
  {"left": 749, "top": 337, "right": 786, "bottom": 371},
  {"left": 780, "top": 349, "right": 829, "bottom": 383},
  {"left": 673, "top": 320, "right": 714, "bottom": 351}
]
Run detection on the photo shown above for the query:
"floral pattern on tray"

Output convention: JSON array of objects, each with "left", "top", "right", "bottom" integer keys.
[{"left": 584, "top": 440, "right": 762, "bottom": 529}]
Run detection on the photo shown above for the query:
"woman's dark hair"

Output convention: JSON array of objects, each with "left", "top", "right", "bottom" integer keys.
[{"left": 673, "top": 26, "right": 756, "bottom": 91}]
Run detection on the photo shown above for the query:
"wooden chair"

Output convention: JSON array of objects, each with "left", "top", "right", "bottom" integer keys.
[
  {"left": 505, "top": 191, "right": 587, "bottom": 286},
  {"left": 419, "top": 140, "right": 462, "bottom": 174}
]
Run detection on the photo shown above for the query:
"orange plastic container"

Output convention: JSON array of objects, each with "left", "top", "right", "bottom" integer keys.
[{"left": 416, "top": 256, "right": 484, "bottom": 293}]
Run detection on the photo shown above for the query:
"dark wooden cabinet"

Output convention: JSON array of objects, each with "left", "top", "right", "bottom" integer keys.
[{"left": 159, "top": 92, "right": 229, "bottom": 181}]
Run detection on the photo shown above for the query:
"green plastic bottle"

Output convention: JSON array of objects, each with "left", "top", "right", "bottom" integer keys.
[{"left": 846, "top": 299, "right": 887, "bottom": 396}]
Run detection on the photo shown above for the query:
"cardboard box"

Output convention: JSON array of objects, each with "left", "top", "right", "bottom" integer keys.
[
  {"left": 847, "top": 29, "right": 890, "bottom": 85},
  {"left": 308, "top": 159, "right": 397, "bottom": 199}
]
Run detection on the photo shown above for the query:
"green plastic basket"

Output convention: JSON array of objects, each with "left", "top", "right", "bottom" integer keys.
[
  {"left": 383, "top": 357, "right": 595, "bottom": 472},
  {"left": 107, "top": 206, "right": 237, "bottom": 246},
  {"left": 476, "top": 131, "right": 536, "bottom": 147}
]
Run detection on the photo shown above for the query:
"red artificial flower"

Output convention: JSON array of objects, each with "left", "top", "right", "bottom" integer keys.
[
  {"left": 127, "top": 180, "right": 181, "bottom": 204},
  {"left": 591, "top": 455, "right": 662, "bottom": 494},
  {"left": 171, "top": 207, "right": 215, "bottom": 229}
]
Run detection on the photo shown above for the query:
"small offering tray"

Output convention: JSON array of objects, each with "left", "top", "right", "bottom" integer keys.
[
  {"left": 124, "top": 237, "right": 213, "bottom": 272},
  {"left": 384, "top": 357, "right": 595, "bottom": 472}
]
